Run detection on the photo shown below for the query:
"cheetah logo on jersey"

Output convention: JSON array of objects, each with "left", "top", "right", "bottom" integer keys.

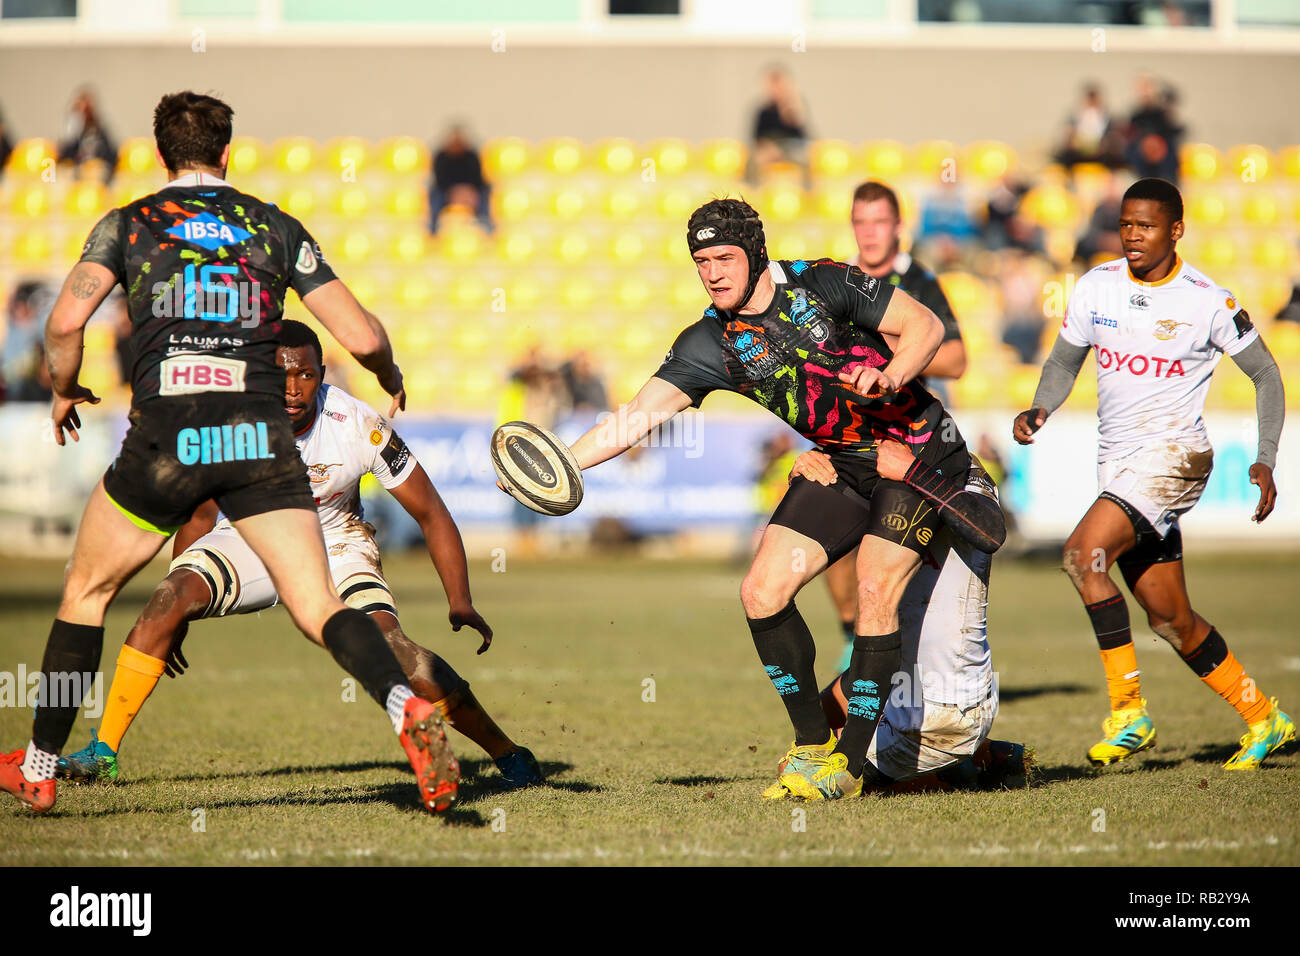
[
  {"left": 306, "top": 462, "right": 342, "bottom": 484},
  {"left": 1153, "top": 319, "right": 1191, "bottom": 341}
]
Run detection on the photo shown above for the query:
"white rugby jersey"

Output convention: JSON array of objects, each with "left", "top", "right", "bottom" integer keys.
[
  {"left": 214, "top": 383, "right": 418, "bottom": 535},
  {"left": 1059, "top": 255, "right": 1259, "bottom": 461}
]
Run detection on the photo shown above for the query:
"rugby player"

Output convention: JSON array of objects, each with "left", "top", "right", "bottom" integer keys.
[
  {"left": 557, "top": 198, "right": 1003, "bottom": 800},
  {"left": 826, "top": 181, "right": 969, "bottom": 670},
  {"left": 1, "top": 92, "right": 457, "bottom": 815},
  {"left": 58, "top": 322, "right": 542, "bottom": 789},
  {"left": 760, "top": 441, "right": 1030, "bottom": 799},
  {"left": 1014, "top": 177, "right": 1293, "bottom": 770}
]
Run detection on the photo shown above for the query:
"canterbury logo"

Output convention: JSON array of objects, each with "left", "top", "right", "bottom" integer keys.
[{"left": 695, "top": 227, "right": 716, "bottom": 241}]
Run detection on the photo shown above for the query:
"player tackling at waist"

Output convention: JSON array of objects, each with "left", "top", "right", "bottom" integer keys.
[{"left": 58, "top": 321, "right": 542, "bottom": 790}]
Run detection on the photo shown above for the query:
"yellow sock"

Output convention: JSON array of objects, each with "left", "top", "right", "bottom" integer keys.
[
  {"left": 1202, "top": 652, "right": 1271, "bottom": 726},
  {"left": 1099, "top": 643, "right": 1143, "bottom": 711},
  {"left": 98, "top": 645, "right": 166, "bottom": 753}
]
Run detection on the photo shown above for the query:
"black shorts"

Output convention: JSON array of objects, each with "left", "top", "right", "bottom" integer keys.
[
  {"left": 1101, "top": 491, "right": 1185, "bottom": 569},
  {"left": 103, "top": 394, "right": 314, "bottom": 534},
  {"left": 771, "top": 445, "right": 971, "bottom": 559}
]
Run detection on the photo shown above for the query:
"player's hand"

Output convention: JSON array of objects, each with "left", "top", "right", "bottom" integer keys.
[
  {"left": 838, "top": 365, "right": 897, "bottom": 401},
  {"left": 1012, "top": 407, "right": 1047, "bottom": 445},
  {"left": 379, "top": 364, "right": 406, "bottom": 416},
  {"left": 1249, "top": 462, "right": 1277, "bottom": 523},
  {"left": 162, "top": 623, "right": 190, "bottom": 679},
  {"left": 789, "top": 449, "right": 837, "bottom": 486},
  {"left": 874, "top": 439, "right": 916, "bottom": 482},
  {"left": 451, "top": 603, "right": 494, "bottom": 654},
  {"left": 50, "top": 385, "right": 101, "bottom": 446}
]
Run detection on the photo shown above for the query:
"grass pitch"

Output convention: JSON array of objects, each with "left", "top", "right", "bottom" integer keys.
[{"left": 1, "top": 548, "right": 1297, "bottom": 866}]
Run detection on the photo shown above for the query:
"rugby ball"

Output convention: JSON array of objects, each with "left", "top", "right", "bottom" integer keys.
[{"left": 491, "top": 421, "right": 584, "bottom": 516}]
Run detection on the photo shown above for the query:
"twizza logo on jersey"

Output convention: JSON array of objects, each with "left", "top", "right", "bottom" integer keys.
[
  {"left": 159, "top": 355, "right": 247, "bottom": 396},
  {"left": 176, "top": 422, "right": 275, "bottom": 465},
  {"left": 1094, "top": 346, "right": 1186, "bottom": 378}
]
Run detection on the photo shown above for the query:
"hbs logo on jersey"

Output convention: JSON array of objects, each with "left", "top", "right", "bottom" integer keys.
[{"left": 165, "top": 212, "right": 253, "bottom": 251}]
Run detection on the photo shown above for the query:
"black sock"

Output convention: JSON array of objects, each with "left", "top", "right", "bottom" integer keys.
[
  {"left": 1085, "top": 594, "right": 1132, "bottom": 649},
  {"left": 840, "top": 619, "right": 855, "bottom": 643},
  {"left": 32, "top": 619, "right": 105, "bottom": 754},
  {"left": 1181, "top": 627, "right": 1228, "bottom": 677},
  {"left": 321, "top": 609, "right": 407, "bottom": 707},
  {"left": 747, "top": 602, "right": 830, "bottom": 747},
  {"left": 833, "top": 630, "right": 902, "bottom": 777}
]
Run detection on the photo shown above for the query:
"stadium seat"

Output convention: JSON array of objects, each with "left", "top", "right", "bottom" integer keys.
[
  {"left": 9, "top": 184, "right": 50, "bottom": 218},
  {"left": 1180, "top": 143, "right": 1220, "bottom": 181},
  {"left": 1251, "top": 234, "right": 1294, "bottom": 271},
  {"left": 648, "top": 139, "right": 691, "bottom": 179},
  {"left": 1020, "top": 183, "right": 1081, "bottom": 230},
  {"left": 1228, "top": 143, "right": 1271, "bottom": 183},
  {"left": 771, "top": 233, "right": 810, "bottom": 262},
  {"left": 227, "top": 136, "right": 262, "bottom": 176},
  {"left": 1241, "top": 191, "right": 1279, "bottom": 227},
  {"left": 388, "top": 229, "right": 428, "bottom": 264},
  {"left": 603, "top": 186, "right": 643, "bottom": 220},
  {"left": 332, "top": 185, "right": 370, "bottom": 218},
  {"left": 117, "top": 137, "right": 157, "bottom": 176},
  {"left": 337, "top": 230, "right": 374, "bottom": 265},
  {"left": 609, "top": 231, "right": 645, "bottom": 266},
  {"left": 759, "top": 182, "right": 803, "bottom": 222},
  {"left": 449, "top": 274, "right": 491, "bottom": 309},
  {"left": 272, "top": 137, "right": 317, "bottom": 175},
  {"left": 827, "top": 231, "right": 858, "bottom": 263},
  {"left": 810, "top": 140, "right": 855, "bottom": 180},
  {"left": 9, "top": 230, "right": 53, "bottom": 266},
  {"left": 1277, "top": 145, "right": 1300, "bottom": 181},
  {"left": 396, "top": 274, "right": 437, "bottom": 310},
  {"left": 481, "top": 137, "right": 530, "bottom": 180},
  {"left": 964, "top": 140, "right": 1017, "bottom": 181},
  {"left": 384, "top": 185, "right": 425, "bottom": 220},
  {"left": 657, "top": 188, "right": 694, "bottom": 222},
  {"left": 378, "top": 136, "right": 428, "bottom": 176},
  {"left": 440, "top": 224, "right": 486, "bottom": 263},
  {"left": 613, "top": 276, "right": 652, "bottom": 310},
  {"left": 1197, "top": 234, "right": 1239, "bottom": 270},
  {"left": 280, "top": 187, "right": 316, "bottom": 219},
  {"left": 1184, "top": 191, "right": 1229, "bottom": 227},
  {"left": 862, "top": 140, "right": 907, "bottom": 179},
  {"left": 541, "top": 137, "right": 584, "bottom": 176},
  {"left": 325, "top": 136, "right": 369, "bottom": 178},
  {"left": 554, "top": 231, "right": 591, "bottom": 265},
  {"left": 503, "top": 275, "right": 545, "bottom": 310},
  {"left": 499, "top": 229, "right": 538, "bottom": 265},
  {"left": 7, "top": 138, "right": 56, "bottom": 178},
  {"left": 701, "top": 139, "right": 746, "bottom": 179},
  {"left": 913, "top": 140, "right": 958, "bottom": 180},
  {"left": 813, "top": 185, "right": 852, "bottom": 223},
  {"left": 496, "top": 186, "right": 533, "bottom": 222},
  {"left": 559, "top": 275, "right": 599, "bottom": 309},
  {"left": 549, "top": 187, "right": 586, "bottom": 220},
  {"left": 1269, "top": 321, "right": 1300, "bottom": 360},
  {"left": 63, "top": 181, "right": 106, "bottom": 217},
  {"left": 595, "top": 138, "right": 639, "bottom": 175}
]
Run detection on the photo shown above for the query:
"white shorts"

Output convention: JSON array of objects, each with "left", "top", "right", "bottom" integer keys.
[
  {"left": 1098, "top": 442, "right": 1213, "bottom": 539},
  {"left": 865, "top": 689, "right": 998, "bottom": 781},
  {"left": 169, "top": 524, "right": 397, "bottom": 620}
]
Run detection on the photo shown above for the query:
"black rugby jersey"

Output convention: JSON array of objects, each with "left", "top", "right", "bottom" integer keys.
[
  {"left": 654, "top": 258, "right": 962, "bottom": 470},
  {"left": 78, "top": 173, "right": 337, "bottom": 405}
]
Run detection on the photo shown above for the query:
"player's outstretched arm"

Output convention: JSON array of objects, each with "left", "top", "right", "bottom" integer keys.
[
  {"left": 388, "top": 463, "right": 493, "bottom": 653},
  {"left": 567, "top": 376, "right": 693, "bottom": 471},
  {"left": 45, "top": 262, "right": 115, "bottom": 444},
  {"left": 876, "top": 440, "right": 1006, "bottom": 553},
  {"left": 1229, "top": 337, "right": 1285, "bottom": 523},
  {"left": 1013, "top": 335, "right": 1090, "bottom": 445},
  {"left": 301, "top": 279, "right": 406, "bottom": 415}
]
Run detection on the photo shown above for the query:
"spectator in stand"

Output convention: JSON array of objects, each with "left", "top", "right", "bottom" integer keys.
[
  {"left": 749, "top": 65, "right": 809, "bottom": 182},
  {"left": 983, "top": 174, "right": 1044, "bottom": 255},
  {"left": 1125, "top": 74, "right": 1183, "bottom": 183},
  {"left": 1, "top": 281, "right": 55, "bottom": 403},
  {"left": 57, "top": 87, "right": 117, "bottom": 183},
  {"left": 998, "top": 250, "right": 1049, "bottom": 365},
  {"left": 1074, "top": 173, "right": 1125, "bottom": 267},
  {"left": 428, "top": 124, "right": 492, "bottom": 234},
  {"left": 1054, "top": 83, "right": 1123, "bottom": 170},
  {"left": 560, "top": 350, "right": 609, "bottom": 414},
  {"left": 0, "top": 106, "right": 15, "bottom": 179}
]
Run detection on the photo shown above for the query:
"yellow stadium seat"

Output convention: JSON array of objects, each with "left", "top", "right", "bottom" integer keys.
[
  {"left": 828, "top": 232, "right": 858, "bottom": 263},
  {"left": 951, "top": 368, "right": 994, "bottom": 407},
  {"left": 10, "top": 184, "right": 51, "bottom": 217},
  {"left": 347, "top": 274, "right": 379, "bottom": 307},
  {"left": 1241, "top": 191, "right": 1279, "bottom": 227},
  {"left": 1269, "top": 321, "right": 1300, "bottom": 360},
  {"left": 671, "top": 275, "right": 702, "bottom": 309},
  {"left": 1256, "top": 276, "right": 1293, "bottom": 316},
  {"left": 603, "top": 187, "right": 642, "bottom": 220},
  {"left": 964, "top": 140, "right": 1017, "bottom": 180},
  {"left": 118, "top": 138, "right": 157, "bottom": 176},
  {"left": 541, "top": 137, "right": 584, "bottom": 175},
  {"left": 609, "top": 232, "right": 645, "bottom": 266},
  {"left": 772, "top": 233, "right": 809, "bottom": 261},
  {"left": 440, "top": 225, "right": 485, "bottom": 263},
  {"left": 554, "top": 232, "right": 590, "bottom": 265},
  {"left": 657, "top": 188, "right": 694, "bottom": 222},
  {"left": 759, "top": 183, "right": 803, "bottom": 223},
  {"left": 913, "top": 140, "right": 957, "bottom": 180},
  {"left": 649, "top": 139, "right": 691, "bottom": 179},
  {"left": 281, "top": 188, "right": 315, "bottom": 219},
  {"left": 332, "top": 186, "right": 370, "bottom": 218},
  {"left": 9, "top": 138, "right": 56, "bottom": 178},
  {"left": 1251, "top": 234, "right": 1294, "bottom": 271},
  {"left": 63, "top": 231, "right": 90, "bottom": 263},
  {"left": 481, "top": 137, "right": 529, "bottom": 181},
  {"left": 613, "top": 276, "right": 652, "bottom": 310},
  {"left": 499, "top": 230, "right": 537, "bottom": 265},
  {"left": 1184, "top": 191, "right": 1229, "bottom": 227},
  {"left": 862, "top": 140, "right": 907, "bottom": 180},
  {"left": 325, "top": 137, "right": 369, "bottom": 178},
  {"left": 1020, "top": 184, "right": 1081, "bottom": 230},
  {"left": 559, "top": 276, "right": 598, "bottom": 309},
  {"left": 449, "top": 274, "right": 491, "bottom": 309},
  {"left": 549, "top": 187, "right": 586, "bottom": 220},
  {"left": 384, "top": 185, "right": 425, "bottom": 220},
  {"left": 1228, "top": 143, "right": 1271, "bottom": 183},
  {"left": 701, "top": 139, "right": 745, "bottom": 179},
  {"left": 337, "top": 231, "right": 373, "bottom": 265},
  {"left": 504, "top": 275, "right": 544, "bottom": 310},
  {"left": 379, "top": 136, "right": 427, "bottom": 176},
  {"left": 596, "top": 138, "right": 638, "bottom": 175},
  {"left": 813, "top": 186, "right": 852, "bottom": 222},
  {"left": 937, "top": 272, "right": 990, "bottom": 320},
  {"left": 396, "top": 275, "right": 436, "bottom": 310},
  {"left": 451, "top": 323, "right": 494, "bottom": 357},
  {"left": 810, "top": 140, "right": 854, "bottom": 179},
  {"left": 1277, "top": 145, "right": 1300, "bottom": 181},
  {"left": 1198, "top": 234, "right": 1238, "bottom": 270},
  {"left": 388, "top": 229, "right": 428, "bottom": 265},
  {"left": 227, "top": 137, "right": 262, "bottom": 176},
  {"left": 10, "top": 230, "right": 53, "bottom": 266},
  {"left": 272, "top": 137, "right": 316, "bottom": 175},
  {"left": 496, "top": 186, "right": 532, "bottom": 221},
  {"left": 661, "top": 234, "right": 688, "bottom": 264},
  {"left": 1180, "top": 143, "right": 1220, "bottom": 182},
  {"left": 64, "top": 181, "right": 107, "bottom": 217}
]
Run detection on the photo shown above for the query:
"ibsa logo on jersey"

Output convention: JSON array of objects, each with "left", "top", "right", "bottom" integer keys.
[{"left": 165, "top": 212, "right": 252, "bottom": 251}]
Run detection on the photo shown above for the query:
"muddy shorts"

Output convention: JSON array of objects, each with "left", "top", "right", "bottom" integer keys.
[
  {"left": 866, "top": 688, "right": 998, "bottom": 781},
  {"left": 103, "top": 394, "right": 315, "bottom": 534},
  {"left": 1098, "top": 442, "right": 1212, "bottom": 567}
]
